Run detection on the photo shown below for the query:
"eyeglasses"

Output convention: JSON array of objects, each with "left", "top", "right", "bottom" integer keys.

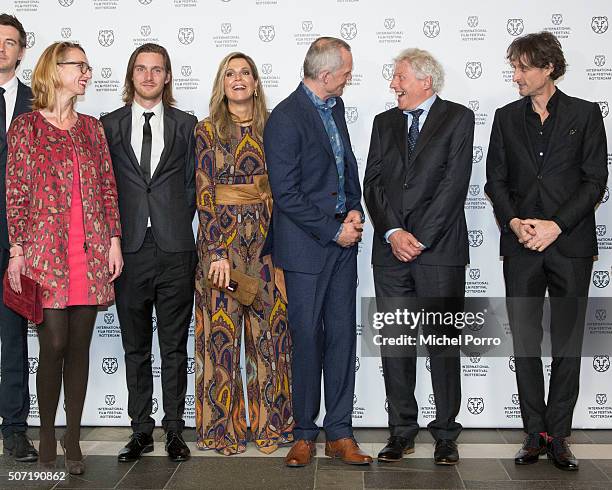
[{"left": 57, "top": 61, "right": 93, "bottom": 74}]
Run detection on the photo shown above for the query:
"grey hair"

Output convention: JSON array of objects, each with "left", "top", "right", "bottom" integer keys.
[
  {"left": 303, "top": 36, "right": 351, "bottom": 79},
  {"left": 394, "top": 48, "right": 444, "bottom": 93}
]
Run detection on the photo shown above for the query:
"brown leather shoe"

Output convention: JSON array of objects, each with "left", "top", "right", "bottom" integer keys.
[
  {"left": 325, "top": 437, "right": 373, "bottom": 465},
  {"left": 285, "top": 440, "right": 316, "bottom": 467}
]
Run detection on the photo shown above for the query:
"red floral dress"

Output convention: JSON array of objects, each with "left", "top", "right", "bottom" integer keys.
[{"left": 6, "top": 111, "right": 121, "bottom": 309}]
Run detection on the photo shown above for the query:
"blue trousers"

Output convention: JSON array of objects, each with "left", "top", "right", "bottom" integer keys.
[{"left": 284, "top": 245, "right": 357, "bottom": 441}]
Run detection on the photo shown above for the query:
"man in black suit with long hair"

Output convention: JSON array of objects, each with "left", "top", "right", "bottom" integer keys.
[
  {"left": 102, "top": 43, "right": 197, "bottom": 463},
  {"left": 364, "top": 48, "right": 474, "bottom": 465},
  {"left": 0, "top": 13, "right": 37, "bottom": 463},
  {"left": 486, "top": 31, "right": 608, "bottom": 471}
]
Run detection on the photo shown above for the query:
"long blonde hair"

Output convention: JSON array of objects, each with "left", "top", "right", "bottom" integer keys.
[
  {"left": 31, "top": 42, "right": 85, "bottom": 111},
  {"left": 209, "top": 52, "right": 267, "bottom": 142}
]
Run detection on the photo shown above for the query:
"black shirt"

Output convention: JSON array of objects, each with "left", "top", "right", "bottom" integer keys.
[{"left": 523, "top": 90, "right": 566, "bottom": 231}]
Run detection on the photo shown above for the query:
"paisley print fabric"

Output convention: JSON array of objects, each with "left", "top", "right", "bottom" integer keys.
[
  {"left": 6, "top": 111, "right": 121, "bottom": 309},
  {"left": 194, "top": 118, "right": 293, "bottom": 455}
]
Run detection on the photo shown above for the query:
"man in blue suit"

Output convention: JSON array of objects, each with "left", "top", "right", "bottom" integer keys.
[{"left": 264, "top": 37, "right": 371, "bottom": 467}]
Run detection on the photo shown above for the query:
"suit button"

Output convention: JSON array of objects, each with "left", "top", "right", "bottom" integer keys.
[
  {"left": 537, "top": 175, "right": 542, "bottom": 180},
  {"left": 403, "top": 183, "right": 409, "bottom": 190},
  {"left": 147, "top": 188, "right": 151, "bottom": 193}
]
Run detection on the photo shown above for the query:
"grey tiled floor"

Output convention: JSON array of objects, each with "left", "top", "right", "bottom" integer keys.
[{"left": 0, "top": 428, "right": 611, "bottom": 489}]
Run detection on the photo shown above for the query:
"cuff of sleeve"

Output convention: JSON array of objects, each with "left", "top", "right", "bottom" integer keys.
[
  {"left": 210, "top": 244, "right": 228, "bottom": 261},
  {"left": 384, "top": 228, "right": 402, "bottom": 243},
  {"left": 551, "top": 216, "right": 567, "bottom": 234},
  {"left": 333, "top": 224, "right": 343, "bottom": 242},
  {"left": 110, "top": 226, "right": 122, "bottom": 238}
]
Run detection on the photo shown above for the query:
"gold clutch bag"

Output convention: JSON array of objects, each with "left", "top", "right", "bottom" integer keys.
[{"left": 206, "top": 269, "right": 259, "bottom": 306}]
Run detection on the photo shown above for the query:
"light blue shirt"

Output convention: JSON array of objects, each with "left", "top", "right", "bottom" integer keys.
[
  {"left": 385, "top": 93, "right": 438, "bottom": 246},
  {"left": 300, "top": 82, "right": 347, "bottom": 214}
]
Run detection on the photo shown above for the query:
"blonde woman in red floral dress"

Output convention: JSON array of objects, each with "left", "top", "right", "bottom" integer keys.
[{"left": 6, "top": 42, "right": 122, "bottom": 474}]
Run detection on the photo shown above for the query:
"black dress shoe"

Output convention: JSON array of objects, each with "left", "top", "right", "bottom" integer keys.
[
  {"left": 514, "top": 433, "right": 547, "bottom": 465},
  {"left": 166, "top": 431, "right": 190, "bottom": 462},
  {"left": 118, "top": 432, "right": 154, "bottom": 462},
  {"left": 377, "top": 436, "right": 415, "bottom": 462},
  {"left": 547, "top": 437, "right": 578, "bottom": 471},
  {"left": 3, "top": 432, "right": 38, "bottom": 462},
  {"left": 434, "top": 439, "right": 459, "bottom": 465}
]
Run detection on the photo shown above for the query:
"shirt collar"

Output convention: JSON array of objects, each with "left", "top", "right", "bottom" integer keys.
[
  {"left": 301, "top": 81, "right": 336, "bottom": 111},
  {"left": 1, "top": 75, "right": 18, "bottom": 96},
  {"left": 132, "top": 99, "right": 164, "bottom": 120},
  {"left": 402, "top": 93, "right": 437, "bottom": 117},
  {"left": 525, "top": 88, "right": 559, "bottom": 117},
  {"left": 545, "top": 88, "right": 559, "bottom": 116}
]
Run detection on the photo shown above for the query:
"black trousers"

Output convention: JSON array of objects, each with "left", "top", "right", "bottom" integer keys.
[
  {"left": 504, "top": 247, "right": 592, "bottom": 438},
  {"left": 115, "top": 229, "right": 196, "bottom": 435},
  {"left": 373, "top": 261, "right": 464, "bottom": 442},
  {"left": 0, "top": 247, "right": 30, "bottom": 438}
]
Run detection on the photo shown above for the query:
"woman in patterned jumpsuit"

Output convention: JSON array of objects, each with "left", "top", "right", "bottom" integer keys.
[{"left": 194, "top": 52, "right": 293, "bottom": 455}]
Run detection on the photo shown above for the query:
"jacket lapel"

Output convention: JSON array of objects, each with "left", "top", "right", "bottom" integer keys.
[
  {"left": 296, "top": 85, "right": 333, "bottom": 157},
  {"left": 519, "top": 98, "right": 539, "bottom": 172},
  {"left": 118, "top": 108, "right": 146, "bottom": 182},
  {"left": 152, "top": 107, "right": 176, "bottom": 181},
  {"left": 391, "top": 108, "right": 407, "bottom": 164},
  {"left": 0, "top": 81, "right": 29, "bottom": 154},
  {"left": 12, "top": 81, "right": 30, "bottom": 120},
  {"left": 410, "top": 97, "right": 447, "bottom": 163},
  {"left": 540, "top": 90, "right": 569, "bottom": 171}
]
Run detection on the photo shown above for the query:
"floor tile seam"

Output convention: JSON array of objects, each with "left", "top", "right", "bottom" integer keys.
[
  {"left": 112, "top": 459, "right": 138, "bottom": 489},
  {"left": 590, "top": 458, "right": 612, "bottom": 482},
  {"left": 499, "top": 457, "right": 512, "bottom": 481},
  {"left": 162, "top": 461, "right": 182, "bottom": 490}
]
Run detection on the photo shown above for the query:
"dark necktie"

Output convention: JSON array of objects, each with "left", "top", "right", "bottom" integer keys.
[
  {"left": 140, "top": 112, "right": 154, "bottom": 180},
  {"left": 0, "top": 87, "right": 6, "bottom": 148},
  {"left": 407, "top": 108, "right": 424, "bottom": 159}
]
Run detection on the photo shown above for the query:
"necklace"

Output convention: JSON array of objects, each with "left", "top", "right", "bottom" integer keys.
[{"left": 230, "top": 112, "right": 253, "bottom": 125}]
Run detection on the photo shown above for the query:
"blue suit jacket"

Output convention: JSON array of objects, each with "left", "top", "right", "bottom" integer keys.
[{"left": 263, "top": 84, "right": 363, "bottom": 274}]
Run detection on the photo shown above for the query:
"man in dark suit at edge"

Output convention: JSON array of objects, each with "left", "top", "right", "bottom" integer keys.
[
  {"left": 102, "top": 43, "right": 197, "bottom": 463},
  {"left": 264, "top": 37, "right": 372, "bottom": 468},
  {"left": 0, "top": 13, "right": 38, "bottom": 463},
  {"left": 364, "top": 48, "right": 474, "bottom": 465},
  {"left": 486, "top": 32, "right": 607, "bottom": 471}
]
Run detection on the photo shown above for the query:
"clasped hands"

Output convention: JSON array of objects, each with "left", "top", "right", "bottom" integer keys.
[
  {"left": 510, "top": 217, "right": 561, "bottom": 252},
  {"left": 336, "top": 210, "right": 364, "bottom": 248},
  {"left": 388, "top": 230, "right": 423, "bottom": 262}
]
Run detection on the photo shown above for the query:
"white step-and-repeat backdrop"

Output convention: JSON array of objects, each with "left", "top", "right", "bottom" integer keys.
[{"left": 5, "top": 0, "right": 612, "bottom": 429}]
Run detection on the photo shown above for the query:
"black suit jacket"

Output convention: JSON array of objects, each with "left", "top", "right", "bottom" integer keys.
[
  {"left": 485, "top": 90, "right": 608, "bottom": 257},
  {"left": 101, "top": 105, "right": 197, "bottom": 253},
  {"left": 364, "top": 97, "right": 474, "bottom": 267},
  {"left": 0, "top": 80, "right": 32, "bottom": 249}
]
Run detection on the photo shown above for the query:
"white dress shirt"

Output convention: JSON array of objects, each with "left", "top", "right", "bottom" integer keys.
[
  {"left": 1, "top": 76, "right": 19, "bottom": 134},
  {"left": 131, "top": 100, "right": 164, "bottom": 227}
]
